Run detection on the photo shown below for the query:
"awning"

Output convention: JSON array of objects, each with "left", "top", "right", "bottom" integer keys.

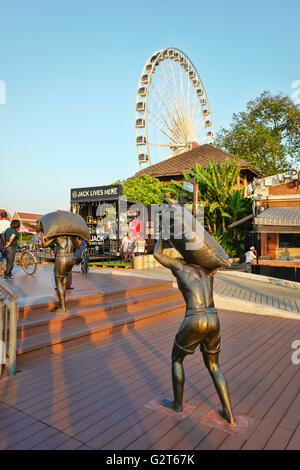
[
  {"left": 18, "top": 223, "right": 36, "bottom": 233},
  {"left": 254, "top": 206, "right": 300, "bottom": 233}
]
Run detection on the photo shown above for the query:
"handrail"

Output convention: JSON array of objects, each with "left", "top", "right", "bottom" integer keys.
[
  {"left": 0, "top": 278, "right": 19, "bottom": 299},
  {"left": 0, "top": 279, "right": 19, "bottom": 378}
]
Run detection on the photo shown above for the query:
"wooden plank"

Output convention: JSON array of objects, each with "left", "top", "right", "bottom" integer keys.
[
  {"left": 8, "top": 426, "right": 61, "bottom": 450},
  {"left": 287, "top": 424, "right": 300, "bottom": 450},
  {"left": 279, "top": 391, "right": 300, "bottom": 431},
  {"left": 54, "top": 438, "right": 86, "bottom": 450},
  {"left": 264, "top": 426, "right": 293, "bottom": 450},
  {"left": 242, "top": 384, "right": 298, "bottom": 450},
  {"left": 0, "top": 421, "right": 48, "bottom": 450}
]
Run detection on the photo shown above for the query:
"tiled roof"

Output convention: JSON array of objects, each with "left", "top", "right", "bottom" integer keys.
[
  {"left": 15, "top": 212, "right": 43, "bottom": 221},
  {"left": 133, "top": 144, "right": 262, "bottom": 178}
]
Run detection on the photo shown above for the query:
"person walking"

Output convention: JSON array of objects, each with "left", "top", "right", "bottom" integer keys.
[{"left": 4, "top": 219, "right": 20, "bottom": 280}]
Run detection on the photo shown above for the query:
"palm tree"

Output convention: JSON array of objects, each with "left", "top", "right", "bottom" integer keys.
[{"left": 184, "top": 158, "right": 241, "bottom": 233}]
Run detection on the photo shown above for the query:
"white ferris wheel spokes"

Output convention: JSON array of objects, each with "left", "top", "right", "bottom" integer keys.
[{"left": 135, "top": 47, "right": 215, "bottom": 168}]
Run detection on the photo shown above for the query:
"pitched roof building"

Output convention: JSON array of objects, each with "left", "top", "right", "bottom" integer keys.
[
  {"left": 12, "top": 211, "right": 43, "bottom": 226},
  {"left": 132, "top": 144, "right": 262, "bottom": 191}
]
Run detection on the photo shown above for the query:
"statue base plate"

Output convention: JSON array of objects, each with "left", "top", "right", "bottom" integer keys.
[
  {"left": 145, "top": 397, "right": 196, "bottom": 420},
  {"left": 201, "top": 409, "right": 257, "bottom": 439}
]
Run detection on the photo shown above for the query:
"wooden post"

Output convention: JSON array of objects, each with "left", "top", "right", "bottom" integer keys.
[
  {"left": 0, "top": 300, "right": 3, "bottom": 379},
  {"left": 193, "top": 177, "right": 198, "bottom": 217},
  {"left": 8, "top": 298, "right": 17, "bottom": 376}
]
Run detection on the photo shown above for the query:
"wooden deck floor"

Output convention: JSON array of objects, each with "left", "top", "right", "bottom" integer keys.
[{"left": 0, "top": 308, "right": 300, "bottom": 450}]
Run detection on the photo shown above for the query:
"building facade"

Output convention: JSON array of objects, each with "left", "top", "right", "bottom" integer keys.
[{"left": 252, "top": 169, "right": 300, "bottom": 281}]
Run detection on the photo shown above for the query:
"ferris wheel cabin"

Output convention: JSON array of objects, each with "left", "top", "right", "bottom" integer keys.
[
  {"left": 138, "top": 153, "right": 149, "bottom": 163},
  {"left": 136, "top": 135, "right": 147, "bottom": 145},
  {"left": 136, "top": 101, "right": 146, "bottom": 112},
  {"left": 141, "top": 74, "right": 150, "bottom": 83},
  {"left": 146, "top": 64, "right": 153, "bottom": 73},
  {"left": 150, "top": 54, "right": 158, "bottom": 63},
  {"left": 138, "top": 86, "right": 147, "bottom": 97},
  {"left": 136, "top": 118, "right": 145, "bottom": 128}
]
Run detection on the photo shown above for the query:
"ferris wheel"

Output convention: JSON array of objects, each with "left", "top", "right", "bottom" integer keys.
[{"left": 135, "top": 47, "right": 215, "bottom": 169}]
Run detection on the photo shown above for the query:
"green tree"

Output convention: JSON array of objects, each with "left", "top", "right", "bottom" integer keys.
[
  {"left": 183, "top": 158, "right": 241, "bottom": 233},
  {"left": 120, "top": 174, "right": 169, "bottom": 205},
  {"left": 216, "top": 91, "right": 300, "bottom": 176},
  {"left": 169, "top": 158, "right": 252, "bottom": 257}
]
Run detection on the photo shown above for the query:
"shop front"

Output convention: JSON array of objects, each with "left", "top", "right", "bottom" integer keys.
[
  {"left": 253, "top": 206, "right": 300, "bottom": 282},
  {"left": 70, "top": 184, "right": 152, "bottom": 260}
]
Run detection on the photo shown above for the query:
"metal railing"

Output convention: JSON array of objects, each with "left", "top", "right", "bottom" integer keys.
[{"left": 0, "top": 279, "right": 19, "bottom": 379}]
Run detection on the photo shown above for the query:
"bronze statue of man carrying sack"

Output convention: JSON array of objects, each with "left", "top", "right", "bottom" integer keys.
[
  {"left": 38, "top": 210, "right": 90, "bottom": 313},
  {"left": 154, "top": 200, "right": 235, "bottom": 426}
]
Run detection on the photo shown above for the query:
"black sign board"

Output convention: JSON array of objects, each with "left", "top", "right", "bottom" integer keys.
[{"left": 71, "top": 184, "right": 122, "bottom": 203}]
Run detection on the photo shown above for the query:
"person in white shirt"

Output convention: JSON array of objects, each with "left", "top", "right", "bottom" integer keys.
[
  {"left": 120, "top": 233, "right": 133, "bottom": 260},
  {"left": 0, "top": 211, "right": 11, "bottom": 276},
  {"left": 245, "top": 246, "right": 256, "bottom": 272}
]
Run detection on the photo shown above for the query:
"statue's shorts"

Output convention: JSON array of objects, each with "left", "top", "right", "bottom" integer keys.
[
  {"left": 174, "top": 308, "right": 220, "bottom": 355},
  {"left": 54, "top": 254, "right": 75, "bottom": 279}
]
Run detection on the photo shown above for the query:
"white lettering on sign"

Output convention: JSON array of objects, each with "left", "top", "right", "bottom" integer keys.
[{"left": 72, "top": 186, "right": 119, "bottom": 199}]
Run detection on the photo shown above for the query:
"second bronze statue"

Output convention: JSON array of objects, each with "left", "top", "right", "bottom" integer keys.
[
  {"left": 42, "top": 235, "right": 81, "bottom": 312},
  {"left": 38, "top": 210, "right": 90, "bottom": 313}
]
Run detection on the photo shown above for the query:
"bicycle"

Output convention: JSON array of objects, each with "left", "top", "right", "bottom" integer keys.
[{"left": 16, "top": 246, "right": 38, "bottom": 275}]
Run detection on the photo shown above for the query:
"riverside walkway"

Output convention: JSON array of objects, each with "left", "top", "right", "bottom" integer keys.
[{"left": 96, "top": 266, "right": 300, "bottom": 318}]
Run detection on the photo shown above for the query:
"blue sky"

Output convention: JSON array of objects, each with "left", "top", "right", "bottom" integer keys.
[{"left": 1, "top": 0, "right": 299, "bottom": 214}]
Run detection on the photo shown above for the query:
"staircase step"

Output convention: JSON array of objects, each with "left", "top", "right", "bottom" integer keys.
[
  {"left": 16, "top": 288, "right": 182, "bottom": 340},
  {"left": 16, "top": 298, "right": 185, "bottom": 355},
  {"left": 17, "top": 280, "right": 174, "bottom": 318}
]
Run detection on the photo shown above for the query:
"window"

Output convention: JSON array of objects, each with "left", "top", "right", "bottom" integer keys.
[{"left": 279, "top": 234, "right": 300, "bottom": 248}]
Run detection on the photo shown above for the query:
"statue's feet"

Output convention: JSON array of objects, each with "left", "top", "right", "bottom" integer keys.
[
  {"left": 219, "top": 409, "right": 236, "bottom": 426},
  {"left": 51, "top": 306, "right": 66, "bottom": 313},
  {"left": 160, "top": 398, "right": 182, "bottom": 413}
]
